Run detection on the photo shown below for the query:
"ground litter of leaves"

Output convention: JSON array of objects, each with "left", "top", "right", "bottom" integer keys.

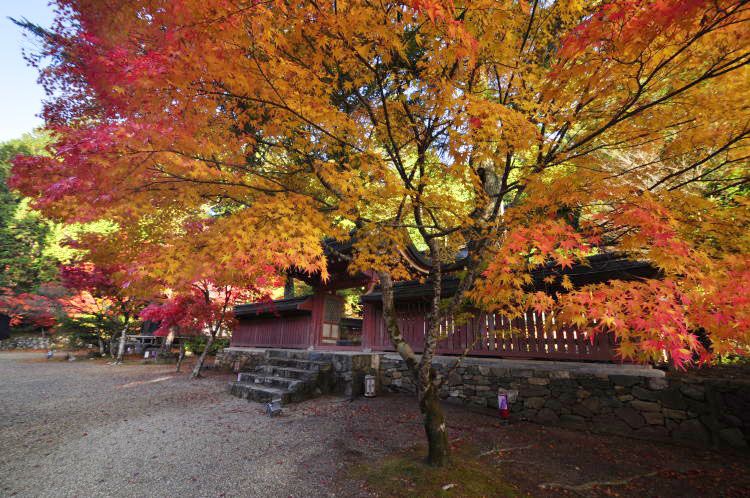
[{"left": 1, "top": 351, "right": 748, "bottom": 497}]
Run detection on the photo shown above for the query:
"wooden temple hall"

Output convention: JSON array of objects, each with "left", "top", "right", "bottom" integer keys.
[{"left": 231, "top": 248, "right": 657, "bottom": 362}]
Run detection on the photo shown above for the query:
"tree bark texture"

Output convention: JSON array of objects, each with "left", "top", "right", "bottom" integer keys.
[
  {"left": 163, "top": 329, "right": 175, "bottom": 351},
  {"left": 420, "top": 380, "right": 450, "bottom": 467},
  {"left": 176, "top": 343, "right": 185, "bottom": 373},
  {"left": 191, "top": 332, "right": 215, "bottom": 379},
  {"left": 109, "top": 333, "right": 117, "bottom": 358},
  {"left": 115, "top": 321, "right": 129, "bottom": 362},
  {"left": 418, "top": 246, "right": 451, "bottom": 466},
  {"left": 379, "top": 270, "right": 451, "bottom": 466}
]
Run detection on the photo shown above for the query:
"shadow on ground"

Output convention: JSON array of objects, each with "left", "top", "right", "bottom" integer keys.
[{"left": 1, "top": 352, "right": 748, "bottom": 497}]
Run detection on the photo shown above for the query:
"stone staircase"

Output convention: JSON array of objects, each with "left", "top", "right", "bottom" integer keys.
[{"left": 227, "top": 349, "right": 335, "bottom": 404}]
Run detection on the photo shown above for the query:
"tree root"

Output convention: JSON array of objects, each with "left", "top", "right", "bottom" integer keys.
[{"left": 539, "top": 471, "right": 658, "bottom": 492}]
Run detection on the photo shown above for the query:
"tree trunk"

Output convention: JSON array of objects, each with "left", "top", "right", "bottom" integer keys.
[
  {"left": 378, "top": 271, "right": 450, "bottom": 465},
  {"left": 98, "top": 337, "right": 105, "bottom": 356},
  {"left": 283, "top": 274, "right": 295, "bottom": 299},
  {"left": 415, "top": 242, "right": 451, "bottom": 466},
  {"left": 163, "top": 329, "right": 175, "bottom": 351},
  {"left": 115, "top": 324, "right": 129, "bottom": 362},
  {"left": 109, "top": 333, "right": 118, "bottom": 358},
  {"left": 378, "top": 272, "right": 419, "bottom": 372},
  {"left": 420, "top": 381, "right": 450, "bottom": 467},
  {"left": 176, "top": 343, "right": 185, "bottom": 373},
  {"left": 191, "top": 332, "right": 215, "bottom": 379}
]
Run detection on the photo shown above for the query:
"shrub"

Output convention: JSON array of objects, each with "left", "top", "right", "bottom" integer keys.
[{"left": 183, "top": 335, "right": 229, "bottom": 355}]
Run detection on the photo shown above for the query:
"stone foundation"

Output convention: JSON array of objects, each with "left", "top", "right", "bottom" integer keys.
[
  {"left": 217, "top": 347, "right": 380, "bottom": 399},
  {"left": 218, "top": 347, "right": 749, "bottom": 450},
  {"left": 215, "top": 347, "right": 266, "bottom": 372},
  {"left": 379, "top": 354, "right": 750, "bottom": 450},
  {"left": 0, "top": 336, "right": 53, "bottom": 351},
  {"left": 329, "top": 352, "right": 379, "bottom": 398},
  {"left": 141, "top": 352, "right": 181, "bottom": 365}
]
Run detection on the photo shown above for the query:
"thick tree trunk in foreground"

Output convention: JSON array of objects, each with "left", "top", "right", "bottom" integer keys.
[
  {"left": 379, "top": 271, "right": 451, "bottom": 466},
  {"left": 420, "top": 382, "right": 450, "bottom": 466},
  {"left": 191, "top": 332, "right": 215, "bottom": 379}
]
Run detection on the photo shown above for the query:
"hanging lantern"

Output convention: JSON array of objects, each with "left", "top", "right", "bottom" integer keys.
[{"left": 364, "top": 375, "right": 376, "bottom": 397}]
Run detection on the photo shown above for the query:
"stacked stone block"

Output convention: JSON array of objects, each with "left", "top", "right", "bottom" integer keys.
[
  {"left": 379, "top": 355, "right": 749, "bottom": 450},
  {"left": 0, "top": 336, "right": 53, "bottom": 351},
  {"left": 214, "top": 348, "right": 266, "bottom": 372}
]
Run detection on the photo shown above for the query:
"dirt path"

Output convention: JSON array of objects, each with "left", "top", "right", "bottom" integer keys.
[
  {"left": 1, "top": 352, "right": 748, "bottom": 498},
  {"left": 0, "top": 352, "right": 350, "bottom": 497}
]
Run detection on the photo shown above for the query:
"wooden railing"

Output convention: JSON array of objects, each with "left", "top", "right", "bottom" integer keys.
[{"left": 366, "top": 302, "right": 617, "bottom": 361}]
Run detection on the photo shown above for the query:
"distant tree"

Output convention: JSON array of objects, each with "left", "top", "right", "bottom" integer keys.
[
  {"left": 60, "top": 263, "right": 145, "bottom": 361},
  {"left": 141, "top": 282, "right": 265, "bottom": 378},
  {"left": 54, "top": 281, "right": 126, "bottom": 355},
  {"left": 0, "top": 133, "right": 59, "bottom": 293},
  {"left": 0, "top": 283, "right": 68, "bottom": 334}
]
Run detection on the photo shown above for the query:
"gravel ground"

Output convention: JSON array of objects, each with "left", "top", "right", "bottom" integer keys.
[
  {"left": 0, "top": 352, "right": 364, "bottom": 498},
  {"left": 2, "top": 351, "right": 749, "bottom": 498}
]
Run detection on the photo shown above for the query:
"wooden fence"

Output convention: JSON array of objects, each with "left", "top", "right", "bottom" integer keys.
[{"left": 366, "top": 302, "right": 617, "bottom": 361}]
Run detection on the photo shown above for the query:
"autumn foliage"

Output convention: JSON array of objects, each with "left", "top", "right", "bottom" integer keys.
[
  {"left": 140, "top": 283, "right": 265, "bottom": 338},
  {"left": 10, "top": 0, "right": 750, "bottom": 465},
  {"left": 0, "top": 286, "right": 61, "bottom": 329}
]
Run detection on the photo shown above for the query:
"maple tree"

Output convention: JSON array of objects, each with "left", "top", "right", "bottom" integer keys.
[
  {"left": 12, "top": 0, "right": 750, "bottom": 465},
  {"left": 0, "top": 285, "right": 62, "bottom": 331},
  {"left": 0, "top": 134, "right": 61, "bottom": 293},
  {"left": 62, "top": 206, "right": 278, "bottom": 373},
  {"left": 141, "top": 282, "right": 266, "bottom": 378},
  {"left": 59, "top": 262, "right": 145, "bottom": 361}
]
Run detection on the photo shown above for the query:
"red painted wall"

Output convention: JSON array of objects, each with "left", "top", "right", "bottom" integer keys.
[{"left": 232, "top": 314, "right": 312, "bottom": 349}]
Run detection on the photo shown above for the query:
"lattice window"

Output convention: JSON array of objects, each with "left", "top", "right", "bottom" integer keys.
[{"left": 322, "top": 296, "right": 343, "bottom": 344}]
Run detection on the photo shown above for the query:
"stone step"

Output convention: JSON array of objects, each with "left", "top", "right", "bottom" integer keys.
[
  {"left": 229, "top": 352, "right": 335, "bottom": 406},
  {"left": 237, "top": 373, "right": 303, "bottom": 390},
  {"left": 228, "top": 381, "right": 294, "bottom": 404},
  {"left": 256, "top": 365, "right": 321, "bottom": 380},
  {"left": 265, "top": 357, "right": 332, "bottom": 371},
  {"left": 246, "top": 384, "right": 294, "bottom": 404},
  {"left": 228, "top": 381, "right": 320, "bottom": 404}
]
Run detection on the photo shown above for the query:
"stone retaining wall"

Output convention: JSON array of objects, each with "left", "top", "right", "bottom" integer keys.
[
  {"left": 214, "top": 347, "right": 266, "bottom": 372},
  {"left": 217, "top": 347, "right": 381, "bottom": 398},
  {"left": 379, "top": 355, "right": 749, "bottom": 450},
  {"left": 329, "top": 352, "right": 379, "bottom": 398},
  {"left": 0, "top": 336, "right": 53, "bottom": 351}
]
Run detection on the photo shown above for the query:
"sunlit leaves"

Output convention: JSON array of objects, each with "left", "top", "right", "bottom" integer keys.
[{"left": 9, "top": 0, "right": 750, "bottom": 370}]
